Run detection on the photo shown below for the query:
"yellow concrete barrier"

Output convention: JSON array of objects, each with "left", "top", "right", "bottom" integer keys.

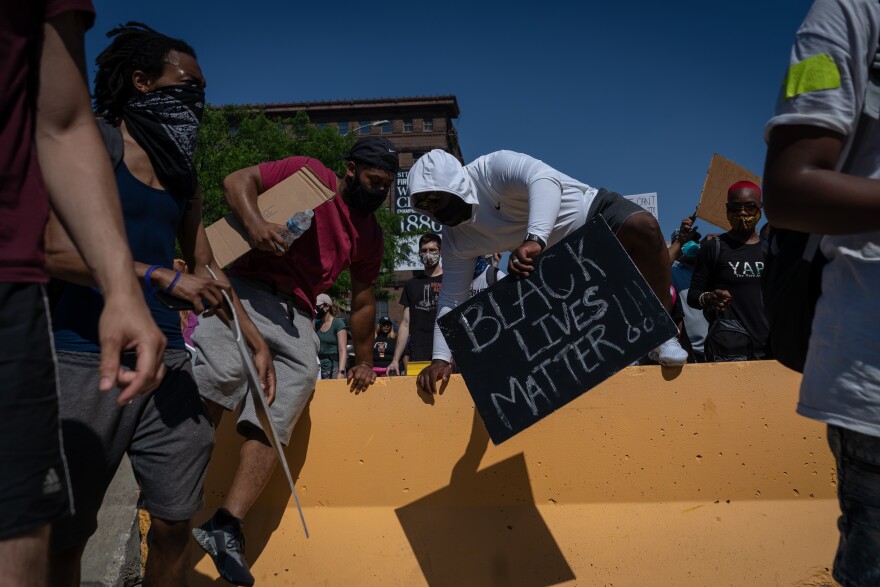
[
  {"left": 405, "top": 360, "right": 431, "bottom": 376},
  {"left": 189, "top": 362, "right": 839, "bottom": 586}
]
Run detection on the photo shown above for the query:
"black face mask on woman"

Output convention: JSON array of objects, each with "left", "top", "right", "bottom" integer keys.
[
  {"left": 346, "top": 166, "right": 389, "bottom": 214},
  {"left": 121, "top": 83, "right": 205, "bottom": 199}
]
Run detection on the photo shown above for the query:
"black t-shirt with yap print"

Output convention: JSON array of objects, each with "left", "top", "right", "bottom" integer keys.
[{"left": 688, "top": 234, "right": 768, "bottom": 353}]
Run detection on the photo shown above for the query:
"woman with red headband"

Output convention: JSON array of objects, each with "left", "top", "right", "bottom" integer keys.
[{"left": 686, "top": 181, "right": 769, "bottom": 361}]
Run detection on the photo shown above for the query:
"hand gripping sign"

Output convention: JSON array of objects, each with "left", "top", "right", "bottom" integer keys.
[{"left": 205, "top": 267, "right": 309, "bottom": 538}]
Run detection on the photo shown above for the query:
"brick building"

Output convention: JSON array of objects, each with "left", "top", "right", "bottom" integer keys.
[{"left": 259, "top": 94, "right": 462, "bottom": 166}]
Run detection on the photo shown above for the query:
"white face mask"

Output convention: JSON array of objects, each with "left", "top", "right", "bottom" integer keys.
[{"left": 419, "top": 251, "right": 440, "bottom": 266}]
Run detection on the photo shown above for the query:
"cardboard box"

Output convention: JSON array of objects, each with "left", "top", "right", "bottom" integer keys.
[
  {"left": 696, "top": 154, "right": 761, "bottom": 230},
  {"left": 206, "top": 166, "right": 336, "bottom": 267}
]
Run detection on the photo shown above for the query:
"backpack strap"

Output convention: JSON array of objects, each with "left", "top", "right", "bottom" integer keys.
[{"left": 96, "top": 118, "right": 124, "bottom": 170}]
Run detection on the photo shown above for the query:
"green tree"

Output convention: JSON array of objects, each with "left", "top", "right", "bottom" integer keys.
[{"left": 194, "top": 107, "right": 415, "bottom": 303}]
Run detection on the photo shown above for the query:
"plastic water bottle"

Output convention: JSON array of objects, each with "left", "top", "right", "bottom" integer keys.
[{"left": 281, "top": 209, "right": 314, "bottom": 248}]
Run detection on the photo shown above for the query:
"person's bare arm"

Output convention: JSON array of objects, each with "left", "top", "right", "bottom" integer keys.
[
  {"left": 667, "top": 217, "right": 696, "bottom": 264},
  {"left": 346, "top": 278, "right": 377, "bottom": 393},
  {"left": 667, "top": 239, "right": 683, "bottom": 264},
  {"left": 763, "top": 124, "right": 880, "bottom": 234},
  {"left": 387, "top": 307, "right": 410, "bottom": 375},
  {"left": 45, "top": 209, "right": 114, "bottom": 287},
  {"left": 46, "top": 212, "right": 224, "bottom": 316},
  {"left": 36, "top": 11, "right": 165, "bottom": 403},
  {"left": 223, "top": 166, "right": 287, "bottom": 254},
  {"left": 336, "top": 326, "right": 348, "bottom": 379}
]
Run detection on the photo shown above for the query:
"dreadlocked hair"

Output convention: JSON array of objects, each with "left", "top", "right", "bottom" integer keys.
[{"left": 93, "top": 22, "right": 196, "bottom": 121}]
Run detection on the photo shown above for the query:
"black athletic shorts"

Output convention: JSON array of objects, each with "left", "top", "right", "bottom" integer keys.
[
  {"left": 586, "top": 188, "right": 650, "bottom": 235},
  {"left": 0, "top": 282, "right": 72, "bottom": 540}
]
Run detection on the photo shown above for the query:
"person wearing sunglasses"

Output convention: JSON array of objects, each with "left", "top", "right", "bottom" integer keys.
[{"left": 686, "top": 181, "right": 768, "bottom": 361}]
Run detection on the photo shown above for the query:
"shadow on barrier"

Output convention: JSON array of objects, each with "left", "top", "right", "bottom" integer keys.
[
  {"left": 395, "top": 410, "right": 576, "bottom": 587},
  {"left": 188, "top": 400, "right": 314, "bottom": 586}
]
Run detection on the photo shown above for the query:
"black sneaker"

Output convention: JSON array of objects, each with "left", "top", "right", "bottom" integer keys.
[{"left": 192, "top": 510, "right": 255, "bottom": 586}]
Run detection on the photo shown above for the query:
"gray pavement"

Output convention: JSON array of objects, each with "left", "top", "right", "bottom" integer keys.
[{"left": 80, "top": 455, "right": 142, "bottom": 587}]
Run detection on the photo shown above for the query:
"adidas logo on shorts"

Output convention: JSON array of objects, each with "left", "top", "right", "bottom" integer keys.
[{"left": 42, "top": 467, "right": 61, "bottom": 495}]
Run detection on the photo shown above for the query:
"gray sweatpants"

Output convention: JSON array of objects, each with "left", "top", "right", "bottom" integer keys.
[{"left": 192, "top": 277, "right": 320, "bottom": 445}]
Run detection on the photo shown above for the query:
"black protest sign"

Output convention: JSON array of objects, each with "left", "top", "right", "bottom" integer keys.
[{"left": 438, "top": 217, "right": 677, "bottom": 444}]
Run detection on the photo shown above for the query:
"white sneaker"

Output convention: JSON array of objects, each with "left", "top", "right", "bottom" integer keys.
[{"left": 649, "top": 337, "right": 688, "bottom": 367}]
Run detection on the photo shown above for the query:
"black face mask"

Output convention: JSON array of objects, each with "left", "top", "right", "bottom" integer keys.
[
  {"left": 122, "top": 83, "right": 205, "bottom": 199},
  {"left": 434, "top": 195, "right": 473, "bottom": 227},
  {"left": 346, "top": 166, "right": 389, "bottom": 214},
  {"left": 315, "top": 306, "right": 327, "bottom": 320}
]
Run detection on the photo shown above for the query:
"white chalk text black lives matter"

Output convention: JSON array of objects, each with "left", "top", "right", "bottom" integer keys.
[{"left": 439, "top": 217, "right": 677, "bottom": 444}]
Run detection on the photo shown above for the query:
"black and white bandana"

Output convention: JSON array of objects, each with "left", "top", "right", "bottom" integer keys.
[{"left": 122, "top": 83, "right": 205, "bottom": 199}]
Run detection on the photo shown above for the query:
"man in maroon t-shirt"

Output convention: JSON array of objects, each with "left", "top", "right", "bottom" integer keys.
[
  {"left": 191, "top": 136, "right": 398, "bottom": 585},
  {"left": 0, "top": 2, "right": 165, "bottom": 583}
]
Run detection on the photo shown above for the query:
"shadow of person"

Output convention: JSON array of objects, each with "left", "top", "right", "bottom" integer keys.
[
  {"left": 188, "top": 399, "right": 313, "bottom": 586},
  {"left": 395, "top": 410, "right": 575, "bottom": 587},
  {"left": 661, "top": 364, "right": 684, "bottom": 380},
  {"left": 417, "top": 372, "right": 452, "bottom": 405}
]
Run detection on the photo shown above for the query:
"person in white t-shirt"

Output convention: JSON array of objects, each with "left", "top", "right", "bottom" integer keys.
[
  {"left": 764, "top": 1, "right": 880, "bottom": 583},
  {"left": 408, "top": 149, "right": 688, "bottom": 394}
]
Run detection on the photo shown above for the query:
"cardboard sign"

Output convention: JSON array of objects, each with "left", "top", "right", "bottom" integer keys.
[
  {"left": 438, "top": 217, "right": 677, "bottom": 444},
  {"left": 206, "top": 166, "right": 336, "bottom": 267},
  {"left": 697, "top": 154, "right": 761, "bottom": 230}
]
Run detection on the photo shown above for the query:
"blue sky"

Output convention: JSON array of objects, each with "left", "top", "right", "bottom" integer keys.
[{"left": 87, "top": 0, "right": 815, "bottom": 239}]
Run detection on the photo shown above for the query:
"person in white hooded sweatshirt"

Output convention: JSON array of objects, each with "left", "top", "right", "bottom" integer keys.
[{"left": 408, "top": 149, "right": 688, "bottom": 394}]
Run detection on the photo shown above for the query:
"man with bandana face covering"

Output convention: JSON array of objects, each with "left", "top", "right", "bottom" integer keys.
[
  {"left": 191, "top": 136, "right": 397, "bottom": 585},
  {"left": 44, "top": 23, "right": 274, "bottom": 587},
  {"left": 686, "top": 181, "right": 769, "bottom": 360},
  {"left": 387, "top": 233, "right": 443, "bottom": 376}
]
